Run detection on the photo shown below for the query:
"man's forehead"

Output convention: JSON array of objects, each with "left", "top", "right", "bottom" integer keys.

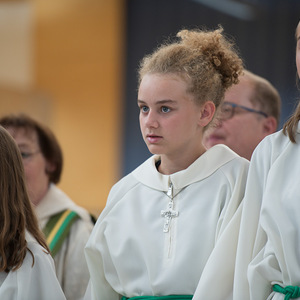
[{"left": 224, "top": 81, "right": 255, "bottom": 107}]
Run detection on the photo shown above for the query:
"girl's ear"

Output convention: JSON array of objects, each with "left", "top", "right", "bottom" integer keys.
[{"left": 198, "top": 101, "right": 216, "bottom": 127}]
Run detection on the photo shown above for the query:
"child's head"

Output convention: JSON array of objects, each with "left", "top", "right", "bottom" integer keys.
[
  {"left": 0, "top": 125, "right": 49, "bottom": 271},
  {"left": 138, "top": 26, "right": 243, "bottom": 110}
]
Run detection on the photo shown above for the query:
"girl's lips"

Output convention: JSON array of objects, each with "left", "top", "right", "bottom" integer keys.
[{"left": 147, "top": 135, "right": 162, "bottom": 143}]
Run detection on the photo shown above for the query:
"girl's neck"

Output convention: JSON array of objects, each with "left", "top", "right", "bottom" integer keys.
[{"left": 158, "top": 148, "right": 206, "bottom": 175}]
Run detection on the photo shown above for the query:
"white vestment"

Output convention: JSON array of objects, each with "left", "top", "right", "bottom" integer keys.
[
  {"left": 194, "top": 124, "right": 300, "bottom": 300},
  {"left": 234, "top": 124, "right": 300, "bottom": 300},
  {"left": 35, "top": 184, "right": 94, "bottom": 300},
  {"left": 0, "top": 235, "right": 66, "bottom": 300},
  {"left": 83, "top": 145, "right": 249, "bottom": 300}
]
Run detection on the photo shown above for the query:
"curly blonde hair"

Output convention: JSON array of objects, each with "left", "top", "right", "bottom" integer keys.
[{"left": 138, "top": 26, "right": 243, "bottom": 109}]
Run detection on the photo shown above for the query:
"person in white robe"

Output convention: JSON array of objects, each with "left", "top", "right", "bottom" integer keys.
[
  {"left": 0, "top": 235, "right": 66, "bottom": 300},
  {"left": 84, "top": 27, "right": 249, "bottom": 300},
  {"left": 193, "top": 19, "right": 300, "bottom": 300},
  {"left": 0, "top": 114, "right": 94, "bottom": 300},
  {"left": 35, "top": 184, "right": 94, "bottom": 299},
  {"left": 0, "top": 125, "right": 66, "bottom": 300}
]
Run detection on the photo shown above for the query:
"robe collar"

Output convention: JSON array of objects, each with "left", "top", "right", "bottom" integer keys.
[
  {"left": 132, "top": 144, "right": 239, "bottom": 193},
  {"left": 34, "top": 184, "right": 90, "bottom": 221}
]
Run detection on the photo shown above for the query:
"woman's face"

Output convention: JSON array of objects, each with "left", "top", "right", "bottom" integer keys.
[
  {"left": 6, "top": 127, "right": 51, "bottom": 206},
  {"left": 138, "top": 73, "right": 208, "bottom": 164},
  {"left": 296, "top": 22, "right": 300, "bottom": 78}
]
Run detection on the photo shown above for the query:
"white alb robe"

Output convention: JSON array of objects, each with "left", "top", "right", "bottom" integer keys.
[
  {"left": 35, "top": 184, "right": 94, "bottom": 300},
  {"left": 0, "top": 235, "right": 66, "bottom": 300},
  {"left": 234, "top": 124, "right": 300, "bottom": 300},
  {"left": 193, "top": 124, "right": 300, "bottom": 300},
  {"left": 84, "top": 145, "right": 249, "bottom": 300}
]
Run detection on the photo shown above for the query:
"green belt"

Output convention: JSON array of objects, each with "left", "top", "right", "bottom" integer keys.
[
  {"left": 121, "top": 295, "right": 193, "bottom": 300},
  {"left": 273, "top": 284, "right": 300, "bottom": 300}
]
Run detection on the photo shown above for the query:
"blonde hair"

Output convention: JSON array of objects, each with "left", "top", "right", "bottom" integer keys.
[
  {"left": 138, "top": 26, "right": 243, "bottom": 108},
  {"left": 0, "top": 126, "right": 49, "bottom": 272}
]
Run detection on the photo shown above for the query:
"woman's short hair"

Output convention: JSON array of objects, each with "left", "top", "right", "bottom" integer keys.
[{"left": 0, "top": 114, "right": 63, "bottom": 184}]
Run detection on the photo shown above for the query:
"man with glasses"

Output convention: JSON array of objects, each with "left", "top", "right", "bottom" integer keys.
[{"left": 203, "top": 70, "right": 281, "bottom": 160}]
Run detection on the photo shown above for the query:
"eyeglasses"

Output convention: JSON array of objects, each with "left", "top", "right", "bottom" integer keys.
[{"left": 219, "top": 101, "right": 268, "bottom": 120}]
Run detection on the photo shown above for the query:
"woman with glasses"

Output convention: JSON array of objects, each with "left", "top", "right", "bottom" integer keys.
[
  {"left": 0, "top": 114, "right": 94, "bottom": 300},
  {"left": 203, "top": 70, "right": 280, "bottom": 160},
  {"left": 0, "top": 125, "right": 66, "bottom": 299},
  {"left": 83, "top": 27, "right": 249, "bottom": 300}
]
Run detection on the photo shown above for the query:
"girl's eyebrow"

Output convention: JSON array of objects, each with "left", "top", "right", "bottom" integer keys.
[{"left": 137, "top": 99, "right": 176, "bottom": 105}]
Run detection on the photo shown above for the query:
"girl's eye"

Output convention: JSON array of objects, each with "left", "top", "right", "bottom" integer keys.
[
  {"left": 141, "top": 106, "right": 149, "bottom": 113},
  {"left": 161, "top": 106, "right": 170, "bottom": 113}
]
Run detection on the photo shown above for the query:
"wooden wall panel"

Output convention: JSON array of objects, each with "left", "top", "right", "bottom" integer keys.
[{"left": 33, "top": 0, "right": 125, "bottom": 215}]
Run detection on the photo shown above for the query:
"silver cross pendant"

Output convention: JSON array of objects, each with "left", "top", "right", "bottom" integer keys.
[{"left": 160, "top": 182, "right": 179, "bottom": 233}]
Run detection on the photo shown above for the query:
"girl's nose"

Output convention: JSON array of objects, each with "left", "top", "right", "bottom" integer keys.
[{"left": 145, "top": 111, "right": 159, "bottom": 128}]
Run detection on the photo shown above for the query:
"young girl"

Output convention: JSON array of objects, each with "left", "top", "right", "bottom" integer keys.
[
  {"left": 84, "top": 27, "right": 249, "bottom": 300},
  {"left": 0, "top": 126, "right": 66, "bottom": 299}
]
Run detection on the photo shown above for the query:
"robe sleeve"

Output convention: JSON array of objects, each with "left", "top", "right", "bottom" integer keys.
[
  {"left": 214, "top": 156, "right": 249, "bottom": 242},
  {"left": 83, "top": 181, "right": 131, "bottom": 300},
  {"left": 232, "top": 139, "right": 272, "bottom": 300},
  {"left": 83, "top": 224, "right": 121, "bottom": 300},
  {"left": 16, "top": 241, "right": 66, "bottom": 300},
  {"left": 193, "top": 136, "right": 273, "bottom": 300}
]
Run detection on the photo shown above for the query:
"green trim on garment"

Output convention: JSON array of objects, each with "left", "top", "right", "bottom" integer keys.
[
  {"left": 273, "top": 284, "right": 300, "bottom": 300},
  {"left": 43, "top": 209, "right": 80, "bottom": 257},
  {"left": 121, "top": 295, "right": 193, "bottom": 300}
]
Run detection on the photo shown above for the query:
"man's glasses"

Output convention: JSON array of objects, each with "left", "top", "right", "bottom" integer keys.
[{"left": 219, "top": 101, "right": 268, "bottom": 120}]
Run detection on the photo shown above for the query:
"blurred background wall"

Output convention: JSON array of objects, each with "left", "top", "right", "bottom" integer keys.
[
  {"left": 0, "top": 0, "right": 299, "bottom": 215},
  {"left": 0, "top": 0, "right": 124, "bottom": 216}
]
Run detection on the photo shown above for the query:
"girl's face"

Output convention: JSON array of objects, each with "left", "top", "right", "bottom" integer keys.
[
  {"left": 296, "top": 21, "right": 300, "bottom": 78},
  {"left": 138, "top": 73, "right": 209, "bottom": 165}
]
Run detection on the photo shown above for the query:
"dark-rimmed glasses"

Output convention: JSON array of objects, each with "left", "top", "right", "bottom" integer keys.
[{"left": 220, "top": 101, "right": 268, "bottom": 120}]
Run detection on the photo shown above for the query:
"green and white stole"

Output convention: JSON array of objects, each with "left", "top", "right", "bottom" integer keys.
[{"left": 43, "top": 209, "right": 80, "bottom": 257}]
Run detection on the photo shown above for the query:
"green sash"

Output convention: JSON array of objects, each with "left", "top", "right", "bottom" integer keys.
[
  {"left": 273, "top": 284, "right": 300, "bottom": 300},
  {"left": 43, "top": 209, "right": 80, "bottom": 257},
  {"left": 121, "top": 296, "right": 193, "bottom": 300}
]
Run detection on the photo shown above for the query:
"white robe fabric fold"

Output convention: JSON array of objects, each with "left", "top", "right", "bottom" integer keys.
[
  {"left": 234, "top": 124, "right": 300, "bottom": 300},
  {"left": 84, "top": 145, "right": 249, "bottom": 300},
  {"left": 194, "top": 124, "right": 300, "bottom": 300},
  {"left": 0, "top": 236, "right": 66, "bottom": 300},
  {"left": 35, "top": 184, "right": 94, "bottom": 300}
]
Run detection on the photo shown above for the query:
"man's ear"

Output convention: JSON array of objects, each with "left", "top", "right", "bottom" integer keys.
[
  {"left": 198, "top": 101, "right": 216, "bottom": 127},
  {"left": 262, "top": 116, "right": 277, "bottom": 135}
]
